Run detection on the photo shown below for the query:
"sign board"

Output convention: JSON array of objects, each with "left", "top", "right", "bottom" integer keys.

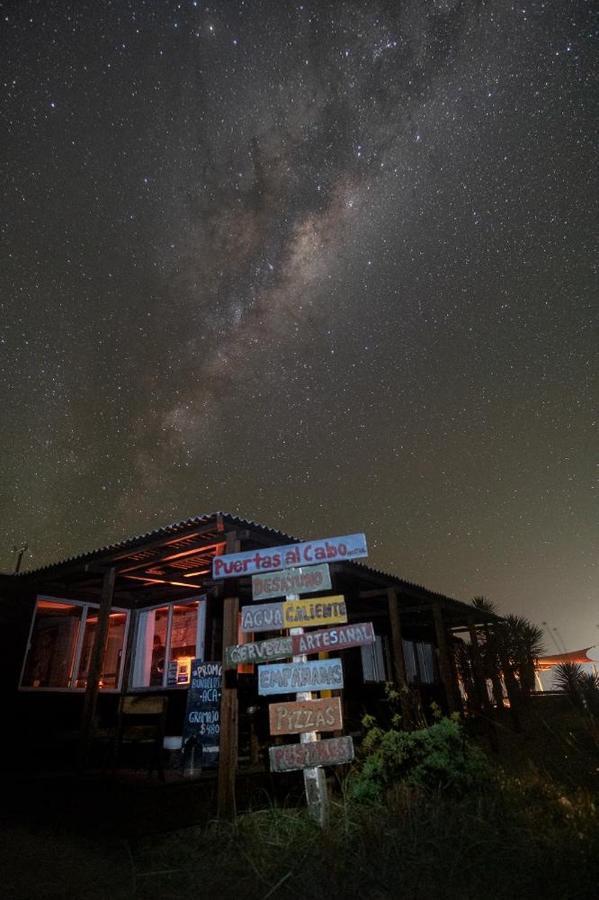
[
  {"left": 182, "top": 661, "right": 222, "bottom": 768},
  {"left": 240, "top": 602, "right": 283, "bottom": 633},
  {"left": 269, "top": 697, "right": 343, "bottom": 736},
  {"left": 283, "top": 595, "right": 347, "bottom": 628},
  {"left": 252, "top": 563, "right": 332, "bottom": 601},
  {"left": 269, "top": 736, "right": 355, "bottom": 773},
  {"left": 291, "top": 621, "right": 375, "bottom": 655},
  {"left": 212, "top": 533, "right": 368, "bottom": 579},
  {"left": 224, "top": 635, "right": 293, "bottom": 669},
  {"left": 258, "top": 658, "right": 344, "bottom": 696}
]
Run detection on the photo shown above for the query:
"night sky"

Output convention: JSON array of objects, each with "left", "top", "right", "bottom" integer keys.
[{"left": 1, "top": 1, "right": 597, "bottom": 652}]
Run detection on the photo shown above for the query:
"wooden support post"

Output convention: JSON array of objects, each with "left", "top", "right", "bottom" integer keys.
[
  {"left": 468, "top": 620, "right": 490, "bottom": 715},
  {"left": 386, "top": 588, "right": 414, "bottom": 727},
  {"left": 79, "top": 566, "right": 116, "bottom": 770},
  {"left": 432, "top": 602, "right": 459, "bottom": 715},
  {"left": 217, "top": 535, "right": 240, "bottom": 820}
]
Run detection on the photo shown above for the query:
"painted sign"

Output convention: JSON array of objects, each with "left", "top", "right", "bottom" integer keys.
[
  {"left": 252, "top": 563, "right": 331, "bottom": 601},
  {"left": 182, "top": 661, "right": 222, "bottom": 768},
  {"left": 212, "top": 533, "right": 368, "bottom": 579},
  {"left": 224, "top": 635, "right": 293, "bottom": 669},
  {"left": 283, "top": 596, "right": 347, "bottom": 628},
  {"left": 269, "top": 736, "right": 355, "bottom": 773},
  {"left": 269, "top": 697, "right": 343, "bottom": 736},
  {"left": 291, "top": 621, "right": 375, "bottom": 655},
  {"left": 258, "top": 658, "right": 344, "bottom": 696},
  {"left": 240, "top": 602, "right": 283, "bottom": 633}
]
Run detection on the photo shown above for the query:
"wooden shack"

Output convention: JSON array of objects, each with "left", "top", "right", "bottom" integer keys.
[{"left": 0, "top": 513, "right": 496, "bottom": 786}]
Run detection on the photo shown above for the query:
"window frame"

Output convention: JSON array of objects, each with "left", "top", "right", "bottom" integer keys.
[
  {"left": 128, "top": 595, "right": 207, "bottom": 692},
  {"left": 19, "top": 595, "right": 130, "bottom": 693}
]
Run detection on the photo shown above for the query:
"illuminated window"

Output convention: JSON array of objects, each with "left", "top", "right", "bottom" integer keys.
[
  {"left": 130, "top": 596, "right": 206, "bottom": 689},
  {"left": 20, "top": 597, "right": 129, "bottom": 691}
]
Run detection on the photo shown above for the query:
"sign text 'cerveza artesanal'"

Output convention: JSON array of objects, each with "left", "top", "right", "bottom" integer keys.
[
  {"left": 224, "top": 621, "right": 375, "bottom": 667},
  {"left": 252, "top": 563, "right": 331, "bottom": 601},
  {"left": 258, "top": 658, "right": 344, "bottom": 696},
  {"left": 240, "top": 596, "right": 347, "bottom": 633},
  {"left": 212, "top": 533, "right": 368, "bottom": 579},
  {"left": 269, "top": 697, "right": 343, "bottom": 736},
  {"left": 269, "top": 736, "right": 355, "bottom": 773}
]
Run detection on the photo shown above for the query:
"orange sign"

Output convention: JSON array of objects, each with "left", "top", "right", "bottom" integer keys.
[{"left": 269, "top": 697, "right": 343, "bottom": 736}]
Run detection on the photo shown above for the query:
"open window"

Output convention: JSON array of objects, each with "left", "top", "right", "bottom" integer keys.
[
  {"left": 130, "top": 596, "right": 207, "bottom": 690},
  {"left": 20, "top": 596, "right": 129, "bottom": 691}
]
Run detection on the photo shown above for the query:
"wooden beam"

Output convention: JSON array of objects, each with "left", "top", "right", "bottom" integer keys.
[
  {"left": 432, "top": 602, "right": 459, "bottom": 714},
  {"left": 79, "top": 566, "right": 116, "bottom": 770},
  {"left": 387, "top": 588, "right": 414, "bottom": 727},
  {"left": 217, "top": 533, "right": 240, "bottom": 820}
]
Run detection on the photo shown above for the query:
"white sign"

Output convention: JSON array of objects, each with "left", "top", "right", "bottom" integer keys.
[
  {"left": 240, "top": 602, "right": 284, "bottom": 633},
  {"left": 212, "top": 533, "right": 368, "bottom": 580},
  {"left": 252, "top": 563, "right": 332, "bottom": 601},
  {"left": 258, "top": 659, "right": 344, "bottom": 696}
]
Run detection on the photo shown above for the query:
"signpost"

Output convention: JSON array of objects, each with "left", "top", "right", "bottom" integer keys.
[
  {"left": 252, "top": 563, "right": 331, "bottom": 601},
  {"left": 269, "top": 697, "right": 343, "bottom": 736},
  {"left": 212, "top": 533, "right": 368, "bottom": 579},
  {"left": 258, "top": 658, "right": 344, "bottom": 696},
  {"left": 220, "top": 528, "right": 372, "bottom": 827}
]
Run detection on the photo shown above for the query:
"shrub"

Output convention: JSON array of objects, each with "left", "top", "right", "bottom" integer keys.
[{"left": 349, "top": 712, "right": 491, "bottom": 803}]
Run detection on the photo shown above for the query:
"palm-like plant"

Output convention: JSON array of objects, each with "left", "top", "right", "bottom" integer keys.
[{"left": 499, "top": 614, "right": 544, "bottom": 697}]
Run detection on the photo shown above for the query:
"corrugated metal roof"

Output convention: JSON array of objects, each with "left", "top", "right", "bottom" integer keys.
[{"left": 12, "top": 511, "right": 492, "bottom": 618}]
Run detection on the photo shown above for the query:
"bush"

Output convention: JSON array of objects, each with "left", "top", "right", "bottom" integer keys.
[{"left": 349, "top": 711, "right": 491, "bottom": 803}]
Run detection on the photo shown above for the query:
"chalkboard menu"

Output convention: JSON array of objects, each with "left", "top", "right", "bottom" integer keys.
[{"left": 182, "top": 660, "right": 222, "bottom": 769}]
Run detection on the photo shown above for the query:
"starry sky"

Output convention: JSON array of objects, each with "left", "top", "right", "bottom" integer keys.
[{"left": 1, "top": 0, "right": 597, "bottom": 652}]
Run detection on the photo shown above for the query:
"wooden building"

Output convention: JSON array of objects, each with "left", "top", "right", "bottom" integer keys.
[{"left": 0, "top": 513, "right": 495, "bottom": 778}]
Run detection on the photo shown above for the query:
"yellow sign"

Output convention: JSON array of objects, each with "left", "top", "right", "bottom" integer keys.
[{"left": 282, "top": 595, "right": 347, "bottom": 628}]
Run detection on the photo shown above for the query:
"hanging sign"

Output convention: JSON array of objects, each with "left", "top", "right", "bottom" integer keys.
[
  {"left": 258, "top": 658, "right": 343, "bottom": 696},
  {"left": 224, "top": 635, "right": 293, "bottom": 669},
  {"left": 269, "top": 736, "right": 355, "bottom": 773},
  {"left": 252, "top": 563, "right": 331, "bottom": 601},
  {"left": 182, "top": 661, "right": 222, "bottom": 768},
  {"left": 291, "top": 621, "right": 375, "bottom": 655},
  {"left": 283, "top": 596, "right": 347, "bottom": 628},
  {"left": 212, "top": 533, "right": 368, "bottom": 579},
  {"left": 269, "top": 697, "right": 343, "bottom": 736},
  {"left": 240, "top": 602, "right": 284, "bottom": 633}
]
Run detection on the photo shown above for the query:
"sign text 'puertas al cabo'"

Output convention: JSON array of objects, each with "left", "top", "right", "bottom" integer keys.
[
  {"left": 269, "top": 697, "right": 343, "bottom": 736},
  {"left": 270, "top": 736, "right": 355, "bottom": 773},
  {"left": 212, "top": 533, "right": 368, "bottom": 579},
  {"left": 252, "top": 563, "right": 331, "bottom": 601},
  {"left": 259, "top": 658, "right": 344, "bottom": 696}
]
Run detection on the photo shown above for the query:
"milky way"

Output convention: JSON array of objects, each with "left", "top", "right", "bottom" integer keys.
[{"left": 1, "top": 1, "right": 597, "bottom": 650}]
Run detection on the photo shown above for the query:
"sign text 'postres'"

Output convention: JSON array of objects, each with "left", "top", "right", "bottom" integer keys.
[
  {"left": 258, "top": 658, "right": 344, "bottom": 696},
  {"left": 252, "top": 563, "right": 331, "bottom": 601},
  {"left": 269, "top": 736, "right": 354, "bottom": 773},
  {"left": 212, "top": 533, "right": 368, "bottom": 579},
  {"left": 269, "top": 697, "right": 343, "bottom": 736},
  {"left": 224, "top": 635, "right": 293, "bottom": 669}
]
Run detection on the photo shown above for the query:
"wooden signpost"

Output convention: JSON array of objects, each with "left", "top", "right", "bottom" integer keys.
[
  {"left": 219, "top": 530, "right": 372, "bottom": 827},
  {"left": 269, "top": 697, "right": 343, "bottom": 736}
]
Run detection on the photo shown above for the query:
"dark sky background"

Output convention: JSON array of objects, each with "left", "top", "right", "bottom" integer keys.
[{"left": 1, "top": 0, "right": 597, "bottom": 653}]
